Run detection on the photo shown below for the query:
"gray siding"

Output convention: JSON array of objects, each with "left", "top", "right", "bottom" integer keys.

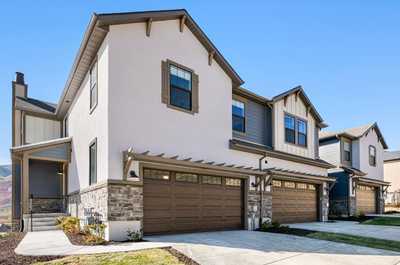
[
  {"left": 319, "top": 138, "right": 341, "bottom": 166},
  {"left": 29, "top": 160, "right": 62, "bottom": 197},
  {"left": 30, "top": 145, "right": 69, "bottom": 161},
  {"left": 233, "top": 99, "right": 272, "bottom": 147}
]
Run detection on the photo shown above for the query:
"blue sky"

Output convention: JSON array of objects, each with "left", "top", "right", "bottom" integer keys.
[{"left": 0, "top": 1, "right": 399, "bottom": 164}]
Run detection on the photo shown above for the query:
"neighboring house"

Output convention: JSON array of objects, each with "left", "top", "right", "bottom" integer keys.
[
  {"left": 10, "top": 9, "right": 335, "bottom": 241},
  {"left": 384, "top": 151, "right": 400, "bottom": 206},
  {"left": 319, "top": 123, "right": 389, "bottom": 216}
]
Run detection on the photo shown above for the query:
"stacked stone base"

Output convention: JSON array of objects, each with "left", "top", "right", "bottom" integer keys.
[
  {"left": 247, "top": 191, "right": 272, "bottom": 230},
  {"left": 68, "top": 181, "right": 143, "bottom": 241}
]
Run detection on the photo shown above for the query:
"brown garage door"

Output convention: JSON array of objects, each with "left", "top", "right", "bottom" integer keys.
[
  {"left": 143, "top": 168, "right": 244, "bottom": 235},
  {"left": 272, "top": 180, "right": 318, "bottom": 223},
  {"left": 356, "top": 185, "right": 376, "bottom": 214}
]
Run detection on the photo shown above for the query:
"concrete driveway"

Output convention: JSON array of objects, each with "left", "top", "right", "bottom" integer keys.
[
  {"left": 146, "top": 230, "right": 400, "bottom": 265},
  {"left": 290, "top": 221, "right": 400, "bottom": 242}
]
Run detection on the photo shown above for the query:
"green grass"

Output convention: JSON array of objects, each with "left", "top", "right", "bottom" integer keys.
[
  {"left": 33, "top": 248, "right": 185, "bottom": 265},
  {"left": 265, "top": 227, "right": 400, "bottom": 252},
  {"left": 362, "top": 217, "right": 400, "bottom": 226}
]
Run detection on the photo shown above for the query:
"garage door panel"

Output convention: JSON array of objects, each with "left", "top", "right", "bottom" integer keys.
[
  {"left": 144, "top": 171, "right": 243, "bottom": 235},
  {"left": 357, "top": 185, "right": 376, "bottom": 214},
  {"left": 272, "top": 181, "right": 318, "bottom": 224}
]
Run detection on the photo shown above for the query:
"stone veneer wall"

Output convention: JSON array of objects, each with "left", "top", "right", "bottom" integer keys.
[
  {"left": 247, "top": 190, "right": 272, "bottom": 229},
  {"left": 320, "top": 183, "right": 329, "bottom": 221},
  {"left": 377, "top": 186, "right": 385, "bottom": 214},
  {"left": 349, "top": 196, "right": 357, "bottom": 216},
  {"left": 68, "top": 181, "right": 143, "bottom": 237}
]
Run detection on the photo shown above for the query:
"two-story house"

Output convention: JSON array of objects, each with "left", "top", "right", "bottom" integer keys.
[
  {"left": 384, "top": 151, "right": 400, "bottom": 206},
  {"left": 319, "top": 123, "right": 389, "bottom": 216},
  {"left": 10, "top": 9, "right": 334, "bottom": 241}
]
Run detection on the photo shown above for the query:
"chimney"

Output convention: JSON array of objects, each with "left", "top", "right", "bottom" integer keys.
[{"left": 13, "top": 72, "right": 27, "bottom": 98}]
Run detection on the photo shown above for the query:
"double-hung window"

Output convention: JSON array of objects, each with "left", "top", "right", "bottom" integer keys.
[
  {"left": 297, "top": 119, "right": 307, "bottom": 147},
  {"left": 232, "top": 99, "right": 245, "bottom": 133},
  {"left": 170, "top": 65, "right": 192, "bottom": 111},
  {"left": 343, "top": 141, "right": 351, "bottom": 162},
  {"left": 285, "top": 114, "right": 308, "bottom": 147},
  {"left": 90, "top": 60, "right": 98, "bottom": 111},
  {"left": 369, "top": 145, "right": 376, "bottom": 166},
  {"left": 89, "top": 139, "right": 97, "bottom": 185},
  {"left": 284, "top": 114, "right": 296, "bottom": 144}
]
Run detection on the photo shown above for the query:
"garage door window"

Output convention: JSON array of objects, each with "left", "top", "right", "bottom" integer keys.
[
  {"left": 226, "top": 178, "right": 241, "bottom": 186},
  {"left": 284, "top": 181, "right": 296, "bottom": 188},
  {"left": 143, "top": 169, "right": 170, "bottom": 180},
  {"left": 308, "top": 184, "right": 316, "bottom": 190},
  {"left": 272, "top": 180, "right": 282, "bottom": 187},
  {"left": 176, "top": 173, "right": 198, "bottom": 183},
  {"left": 202, "top": 175, "right": 222, "bottom": 185},
  {"left": 297, "top": 183, "right": 308, "bottom": 189}
]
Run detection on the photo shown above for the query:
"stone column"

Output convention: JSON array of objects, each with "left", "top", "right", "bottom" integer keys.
[{"left": 320, "top": 182, "right": 329, "bottom": 221}]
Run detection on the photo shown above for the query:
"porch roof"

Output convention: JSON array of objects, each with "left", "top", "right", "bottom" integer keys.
[
  {"left": 265, "top": 167, "right": 336, "bottom": 183},
  {"left": 340, "top": 165, "right": 367, "bottom": 177},
  {"left": 354, "top": 176, "right": 391, "bottom": 187},
  {"left": 11, "top": 137, "right": 72, "bottom": 162}
]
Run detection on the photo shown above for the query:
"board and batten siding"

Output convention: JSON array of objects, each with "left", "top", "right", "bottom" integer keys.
[
  {"left": 233, "top": 96, "right": 272, "bottom": 147},
  {"left": 24, "top": 115, "right": 61, "bottom": 144},
  {"left": 273, "top": 94, "right": 317, "bottom": 159}
]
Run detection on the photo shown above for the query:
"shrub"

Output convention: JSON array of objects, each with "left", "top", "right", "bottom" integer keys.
[
  {"left": 85, "top": 223, "right": 106, "bottom": 239},
  {"left": 84, "top": 233, "right": 107, "bottom": 245},
  {"left": 127, "top": 229, "right": 143, "bottom": 242},
  {"left": 271, "top": 221, "right": 281, "bottom": 229},
  {"left": 57, "top": 217, "right": 80, "bottom": 234}
]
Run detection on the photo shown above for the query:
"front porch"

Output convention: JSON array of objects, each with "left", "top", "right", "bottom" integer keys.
[{"left": 11, "top": 137, "right": 71, "bottom": 231}]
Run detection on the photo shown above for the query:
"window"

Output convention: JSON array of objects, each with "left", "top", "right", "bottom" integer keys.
[
  {"left": 343, "top": 141, "right": 351, "bottom": 162},
  {"left": 284, "top": 114, "right": 295, "bottom": 144},
  {"left": 232, "top": 99, "right": 245, "bottom": 133},
  {"left": 89, "top": 139, "right": 97, "bottom": 185},
  {"left": 308, "top": 184, "right": 316, "bottom": 190},
  {"left": 143, "top": 169, "right": 170, "bottom": 180},
  {"left": 272, "top": 180, "right": 282, "bottom": 187},
  {"left": 285, "top": 114, "right": 308, "bottom": 147},
  {"left": 297, "top": 183, "right": 308, "bottom": 189},
  {"left": 226, "top": 178, "right": 241, "bottom": 186},
  {"left": 297, "top": 119, "right": 307, "bottom": 147},
  {"left": 176, "top": 173, "right": 198, "bottom": 183},
  {"left": 284, "top": 181, "right": 296, "bottom": 188},
  {"left": 170, "top": 65, "right": 192, "bottom": 111},
  {"left": 369, "top": 145, "right": 376, "bottom": 166},
  {"left": 90, "top": 60, "right": 98, "bottom": 111},
  {"left": 202, "top": 175, "right": 222, "bottom": 185}
]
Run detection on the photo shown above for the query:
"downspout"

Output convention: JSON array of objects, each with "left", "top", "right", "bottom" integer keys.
[{"left": 259, "top": 154, "right": 267, "bottom": 226}]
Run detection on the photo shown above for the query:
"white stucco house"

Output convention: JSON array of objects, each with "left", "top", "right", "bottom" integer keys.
[{"left": 10, "top": 9, "right": 336, "bottom": 241}]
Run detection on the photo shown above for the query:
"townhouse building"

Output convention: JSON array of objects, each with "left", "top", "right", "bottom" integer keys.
[{"left": 11, "top": 9, "right": 334, "bottom": 241}]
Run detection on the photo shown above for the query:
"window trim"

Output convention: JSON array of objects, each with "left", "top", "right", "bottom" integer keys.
[
  {"left": 369, "top": 145, "right": 377, "bottom": 167},
  {"left": 89, "top": 138, "right": 97, "bottom": 186},
  {"left": 161, "top": 59, "right": 199, "bottom": 115},
  {"left": 342, "top": 139, "right": 352, "bottom": 163},
  {"left": 232, "top": 97, "right": 246, "bottom": 134},
  {"left": 284, "top": 112, "right": 308, "bottom": 148}
]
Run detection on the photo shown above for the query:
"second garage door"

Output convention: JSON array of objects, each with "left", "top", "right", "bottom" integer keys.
[
  {"left": 143, "top": 168, "right": 244, "bottom": 235},
  {"left": 356, "top": 184, "right": 376, "bottom": 214},
  {"left": 272, "top": 180, "right": 318, "bottom": 224}
]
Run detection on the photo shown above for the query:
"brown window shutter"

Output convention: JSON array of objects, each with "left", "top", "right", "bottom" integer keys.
[
  {"left": 161, "top": 61, "right": 169, "bottom": 104},
  {"left": 192, "top": 72, "right": 199, "bottom": 113}
]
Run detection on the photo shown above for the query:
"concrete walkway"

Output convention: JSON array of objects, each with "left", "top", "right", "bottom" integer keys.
[
  {"left": 146, "top": 230, "right": 400, "bottom": 265},
  {"left": 290, "top": 221, "right": 400, "bottom": 242},
  {"left": 15, "top": 230, "right": 171, "bottom": 256}
]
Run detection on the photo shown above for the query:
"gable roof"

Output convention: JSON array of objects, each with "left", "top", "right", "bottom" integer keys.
[
  {"left": 56, "top": 9, "right": 244, "bottom": 118},
  {"left": 271, "top": 86, "right": 326, "bottom": 127},
  {"left": 320, "top": 122, "right": 389, "bottom": 149},
  {"left": 384, "top": 151, "right": 400, "bottom": 162},
  {"left": 15, "top": 96, "right": 57, "bottom": 115}
]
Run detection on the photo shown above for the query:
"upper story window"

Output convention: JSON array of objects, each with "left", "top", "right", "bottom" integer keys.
[
  {"left": 369, "top": 145, "right": 376, "bottom": 166},
  {"left": 161, "top": 60, "right": 199, "bottom": 114},
  {"left": 297, "top": 119, "right": 307, "bottom": 147},
  {"left": 343, "top": 140, "right": 351, "bottom": 162},
  {"left": 232, "top": 99, "right": 245, "bottom": 133},
  {"left": 284, "top": 114, "right": 296, "bottom": 144},
  {"left": 285, "top": 114, "right": 308, "bottom": 147},
  {"left": 89, "top": 60, "right": 98, "bottom": 112},
  {"left": 170, "top": 65, "right": 192, "bottom": 110},
  {"left": 89, "top": 139, "right": 97, "bottom": 185}
]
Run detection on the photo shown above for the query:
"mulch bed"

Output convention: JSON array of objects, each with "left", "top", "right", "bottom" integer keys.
[
  {"left": 0, "top": 232, "right": 63, "bottom": 265},
  {"left": 64, "top": 230, "right": 109, "bottom": 246},
  {"left": 166, "top": 247, "right": 200, "bottom": 265}
]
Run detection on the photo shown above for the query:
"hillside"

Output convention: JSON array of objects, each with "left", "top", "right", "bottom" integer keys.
[{"left": 0, "top": 165, "right": 11, "bottom": 224}]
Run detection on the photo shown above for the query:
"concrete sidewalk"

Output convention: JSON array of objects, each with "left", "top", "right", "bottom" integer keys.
[
  {"left": 15, "top": 230, "right": 171, "bottom": 256},
  {"left": 290, "top": 221, "right": 400, "bottom": 242}
]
